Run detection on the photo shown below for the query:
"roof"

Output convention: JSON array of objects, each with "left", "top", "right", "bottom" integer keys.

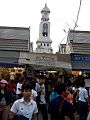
[
  {"left": 41, "top": 3, "right": 50, "bottom": 13},
  {"left": 0, "top": 26, "right": 30, "bottom": 51},
  {"left": 69, "top": 30, "right": 90, "bottom": 34},
  {"left": 0, "top": 26, "right": 30, "bottom": 40}
]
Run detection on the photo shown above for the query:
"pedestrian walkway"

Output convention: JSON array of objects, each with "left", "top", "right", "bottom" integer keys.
[{"left": 38, "top": 112, "right": 79, "bottom": 120}]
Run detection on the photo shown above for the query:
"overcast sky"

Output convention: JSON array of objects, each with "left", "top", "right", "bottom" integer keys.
[{"left": 0, "top": 0, "right": 89, "bottom": 53}]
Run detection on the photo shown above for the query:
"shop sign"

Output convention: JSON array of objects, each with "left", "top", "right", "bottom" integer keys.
[
  {"left": 35, "top": 56, "right": 55, "bottom": 66},
  {"left": 71, "top": 55, "right": 90, "bottom": 62}
]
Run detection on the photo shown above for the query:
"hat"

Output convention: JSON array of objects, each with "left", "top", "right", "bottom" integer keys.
[{"left": 0, "top": 79, "right": 8, "bottom": 84}]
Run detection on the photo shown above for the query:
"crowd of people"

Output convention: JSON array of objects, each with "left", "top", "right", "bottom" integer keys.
[{"left": 0, "top": 71, "right": 90, "bottom": 120}]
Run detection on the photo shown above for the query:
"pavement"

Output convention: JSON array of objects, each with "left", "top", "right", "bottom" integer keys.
[{"left": 38, "top": 112, "right": 80, "bottom": 120}]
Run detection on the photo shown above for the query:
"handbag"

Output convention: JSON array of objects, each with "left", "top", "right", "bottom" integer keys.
[{"left": 12, "top": 114, "right": 29, "bottom": 120}]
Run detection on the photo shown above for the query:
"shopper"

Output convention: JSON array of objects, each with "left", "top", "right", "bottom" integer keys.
[
  {"left": 9, "top": 83, "right": 38, "bottom": 120},
  {"left": 78, "top": 80, "right": 89, "bottom": 120},
  {"left": 35, "top": 75, "right": 48, "bottom": 120},
  {"left": 16, "top": 76, "right": 24, "bottom": 99},
  {"left": 48, "top": 83, "right": 75, "bottom": 120},
  {"left": 0, "top": 79, "right": 14, "bottom": 120}
]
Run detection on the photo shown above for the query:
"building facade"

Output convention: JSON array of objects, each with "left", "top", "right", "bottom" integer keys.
[{"left": 66, "top": 30, "right": 90, "bottom": 71}]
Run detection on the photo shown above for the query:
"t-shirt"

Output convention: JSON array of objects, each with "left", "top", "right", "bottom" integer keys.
[
  {"left": 30, "top": 89, "right": 38, "bottom": 100},
  {"left": 48, "top": 96, "right": 74, "bottom": 120},
  {"left": 35, "top": 83, "right": 46, "bottom": 104},
  {"left": 10, "top": 98, "right": 38, "bottom": 120},
  {"left": 49, "top": 91, "right": 58, "bottom": 102},
  {"left": 16, "top": 83, "right": 22, "bottom": 95},
  {"left": 78, "top": 87, "right": 88, "bottom": 102}
]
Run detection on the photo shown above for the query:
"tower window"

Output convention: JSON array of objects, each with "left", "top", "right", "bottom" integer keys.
[
  {"left": 47, "top": 44, "right": 49, "bottom": 46},
  {"left": 41, "top": 43, "right": 42, "bottom": 46},
  {"left": 43, "top": 23, "right": 48, "bottom": 37},
  {"left": 44, "top": 43, "right": 45, "bottom": 46}
]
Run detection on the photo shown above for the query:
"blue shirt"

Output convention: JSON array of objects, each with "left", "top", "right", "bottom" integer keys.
[{"left": 49, "top": 91, "right": 58, "bottom": 102}]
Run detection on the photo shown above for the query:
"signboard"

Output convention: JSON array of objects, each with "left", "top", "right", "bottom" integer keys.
[
  {"left": 35, "top": 56, "right": 55, "bottom": 66},
  {"left": 71, "top": 55, "right": 90, "bottom": 62}
]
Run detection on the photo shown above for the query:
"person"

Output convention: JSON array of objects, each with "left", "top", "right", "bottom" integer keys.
[
  {"left": 78, "top": 80, "right": 89, "bottom": 120},
  {"left": 49, "top": 82, "right": 59, "bottom": 102},
  {"left": 66, "top": 89, "right": 73, "bottom": 104},
  {"left": 8, "top": 80, "right": 16, "bottom": 92},
  {"left": 8, "top": 80, "right": 16, "bottom": 98},
  {"left": 16, "top": 76, "right": 24, "bottom": 99},
  {"left": 48, "top": 82, "right": 75, "bottom": 120},
  {"left": 31, "top": 80, "right": 38, "bottom": 101},
  {"left": 30, "top": 89, "right": 38, "bottom": 101},
  {"left": 87, "top": 111, "right": 90, "bottom": 120},
  {"left": 35, "top": 75, "right": 48, "bottom": 120},
  {"left": 9, "top": 83, "right": 38, "bottom": 120},
  {"left": 0, "top": 79, "right": 14, "bottom": 120}
]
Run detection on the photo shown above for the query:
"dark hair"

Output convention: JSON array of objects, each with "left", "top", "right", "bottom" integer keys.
[
  {"left": 26, "top": 77, "right": 32, "bottom": 81},
  {"left": 55, "top": 82, "right": 67, "bottom": 94},
  {"left": 21, "top": 83, "right": 32, "bottom": 91},
  {"left": 38, "top": 75, "right": 45, "bottom": 80},
  {"left": 80, "top": 80, "right": 85, "bottom": 87}
]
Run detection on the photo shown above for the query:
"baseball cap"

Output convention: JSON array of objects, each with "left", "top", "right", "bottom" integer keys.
[{"left": 0, "top": 79, "right": 8, "bottom": 84}]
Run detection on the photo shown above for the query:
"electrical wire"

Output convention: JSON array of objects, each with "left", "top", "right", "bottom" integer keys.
[{"left": 74, "top": 0, "right": 83, "bottom": 30}]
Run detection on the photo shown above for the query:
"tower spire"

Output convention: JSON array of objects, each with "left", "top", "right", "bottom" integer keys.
[{"left": 46, "top": 0, "right": 47, "bottom": 4}]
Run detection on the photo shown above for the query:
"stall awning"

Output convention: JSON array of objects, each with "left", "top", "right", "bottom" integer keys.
[{"left": 0, "top": 63, "right": 26, "bottom": 68}]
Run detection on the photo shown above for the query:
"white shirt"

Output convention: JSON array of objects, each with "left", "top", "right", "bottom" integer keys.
[
  {"left": 10, "top": 98, "right": 38, "bottom": 120},
  {"left": 30, "top": 89, "right": 38, "bottom": 100},
  {"left": 78, "top": 87, "right": 88, "bottom": 102},
  {"left": 35, "top": 83, "right": 46, "bottom": 104},
  {"left": 16, "top": 83, "right": 22, "bottom": 94}
]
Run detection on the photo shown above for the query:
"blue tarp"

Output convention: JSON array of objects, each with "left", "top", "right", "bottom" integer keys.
[{"left": 0, "top": 63, "right": 26, "bottom": 68}]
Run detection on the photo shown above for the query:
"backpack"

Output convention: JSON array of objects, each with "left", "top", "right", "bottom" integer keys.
[{"left": 50, "top": 99, "right": 64, "bottom": 120}]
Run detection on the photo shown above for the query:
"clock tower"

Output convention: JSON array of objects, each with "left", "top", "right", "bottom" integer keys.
[{"left": 36, "top": 4, "right": 53, "bottom": 53}]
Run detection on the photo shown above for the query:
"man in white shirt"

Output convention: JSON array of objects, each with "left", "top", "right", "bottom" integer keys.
[
  {"left": 31, "top": 89, "right": 38, "bottom": 101},
  {"left": 9, "top": 83, "right": 38, "bottom": 120},
  {"left": 16, "top": 77, "right": 23, "bottom": 99},
  {"left": 35, "top": 75, "right": 48, "bottom": 120},
  {"left": 78, "top": 80, "right": 88, "bottom": 120}
]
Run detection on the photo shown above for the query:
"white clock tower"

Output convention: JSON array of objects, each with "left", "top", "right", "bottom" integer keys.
[{"left": 36, "top": 4, "right": 53, "bottom": 53}]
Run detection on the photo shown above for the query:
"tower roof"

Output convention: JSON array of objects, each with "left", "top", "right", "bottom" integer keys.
[{"left": 41, "top": 3, "right": 50, "bottom": 13}]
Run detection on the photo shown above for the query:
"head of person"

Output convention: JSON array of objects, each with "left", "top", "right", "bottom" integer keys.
[
  {"left": 19, "top": 76, "right": 25, "bottom": 83},
  {"left": 26, "top": 77, "right": 32, "bottom": 84},
  {"left": 38, "top": 75, "right": 45, "bottom": 84},
  {"left": 23, "top": 71, "right": 27, "bottom": 78},
  {"left": 0, "top": 79, "right": 8, "bottom": 90},
  {"left": 57, "top": 75, "right": 62, "bottom": 83},
  {"left": 21, "top": 83, "right": 32, "bottom": 99},
  {"left": 55, "top": 82, "right": 67, "bottom": 97},
  {"left": 79, "top": 80, "right": 85, "bottom": 87}
]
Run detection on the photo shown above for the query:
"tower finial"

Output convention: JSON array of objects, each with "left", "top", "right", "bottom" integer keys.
[{"left": 45, "top": 0, "right": 47, "bottom": 5}]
